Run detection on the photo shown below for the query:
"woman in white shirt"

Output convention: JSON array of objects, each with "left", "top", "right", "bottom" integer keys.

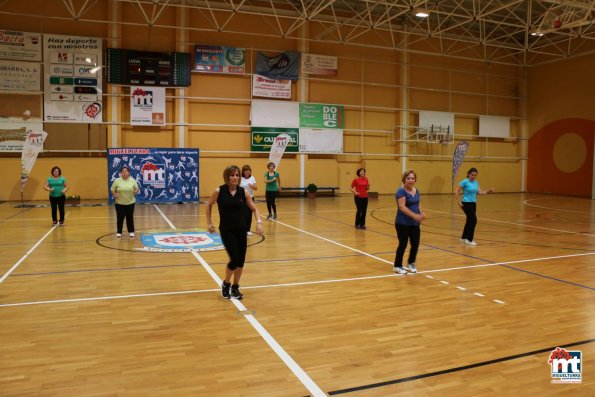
[{"left": 240, "top": 165, "right": 258, "bottom": 236}]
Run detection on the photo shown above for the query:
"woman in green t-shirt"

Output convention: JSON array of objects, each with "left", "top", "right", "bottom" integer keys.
[
  {"left": 44, "top": 166, "right": 69, "bottom": 226},
  {"left": 264, "top": 162, "right": 281, "bottom": 220},
  {"left": 110, "top": 166, "right": 140, "bottom": 238}
]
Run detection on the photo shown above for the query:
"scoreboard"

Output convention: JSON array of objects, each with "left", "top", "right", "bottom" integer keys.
[{"left": 107, "top": 48, "right": 191, "bottom": 87}]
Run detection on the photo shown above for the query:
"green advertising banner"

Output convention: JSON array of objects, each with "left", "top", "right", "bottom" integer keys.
[
  {"left": 251, "top": 127, "right": 299, "bottom": 152},
  {"left": 299, "top": 103, "right": 344, "bottom": 129}
]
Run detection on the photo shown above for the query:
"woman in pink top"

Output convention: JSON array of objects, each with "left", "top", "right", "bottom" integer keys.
[{"left": 350, "top": 168, "right": 370, "bottom": 229}]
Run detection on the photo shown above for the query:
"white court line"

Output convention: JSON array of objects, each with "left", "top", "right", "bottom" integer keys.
[
  {"left": 155, "top": 205, "right": 326, "bottom": 397},
  {"left": 523, "top": 198, "right": 595, "bottom": 214},
  {"left": 275, "top": 219, "right": 594, "bottom": 271},
  {"left": 457, "top": 286, "right": 467, "bottom": 291},
  {"left": 0, "top": 223, "right": 61, "bottom": 285},
  {"left": 440, "top": 281, "right": 450, "bottom": 285},
  {"left": 274, "top": 220, "right": 393, "bottom": 265},
  {"left": 474, "top": 293, "right": 485, "bottom": 297},
  {"left": 493, "top": 300, "right": 505, "bottom": 304},
  {"left": 3, "top": 250, "right": 590, "bottom": 309},
  {"left": 423, "top": 208, "right": 595, "bottom": 237}
]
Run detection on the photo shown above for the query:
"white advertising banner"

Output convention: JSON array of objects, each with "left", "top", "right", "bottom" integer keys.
[
  {"left": 268, "top": 133, "right": 292, "bottom": 168},
  {"left": 299, "top": 129, "right": 343, "bottom": 154},
  {"left": 0, "top": 60, "right": 41, "bottom": 92},
  {"left": 130, "top": 86, "right": 166, "bottom": 126},
  {"left": 252, "top": 74, "right": 291, "bottom": 99},
  {"left": 0, "top": 30, "right": 42, "bottom": 61},
  {"left": 301, "top": 53, "right": 338, "bottom": 76},
  {"left": 0, "top": 119, "right": 44, "bottom": 152},
  {"left": 20, "top": 130, "right": 48, "bottom": 192},
  {"left": 43, "top": 34, "right": 103, "bottom": 123},
  {"left": 251, "top": 100, "right": 299, "bottom": 128}
]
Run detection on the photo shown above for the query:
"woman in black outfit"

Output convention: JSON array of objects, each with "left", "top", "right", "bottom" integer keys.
[{"left": 206, "top": 165, "right": 263, "bottom": 300}]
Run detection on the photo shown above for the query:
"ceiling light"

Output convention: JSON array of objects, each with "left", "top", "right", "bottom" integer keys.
[{"left": 414, "top": 8, "right": 430, "bottom": 18}]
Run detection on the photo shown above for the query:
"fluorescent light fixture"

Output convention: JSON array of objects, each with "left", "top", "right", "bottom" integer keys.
[
  {"left": 414, "top": 8, "right": 429, "bottom": 18},
  {"left": 530, "top": 30, "right": 543, "bottom": 37}
]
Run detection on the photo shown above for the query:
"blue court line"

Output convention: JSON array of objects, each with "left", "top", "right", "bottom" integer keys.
[
  {"left": 310, "top": 212, "right": 493, "bottom": 264},
  {"left": 12, "top": 263, "right": 198, "bottom": 277},
  {"left": 0, "top": 207, "right": 33, "bottom": 222},
  {"left": 311, "top": 211, "right": 595, "bottom": 291},
  {"left": 501, "top": 264, "right": 595, "bottom": 291}
]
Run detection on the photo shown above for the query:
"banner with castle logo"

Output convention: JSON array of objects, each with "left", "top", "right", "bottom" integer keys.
[
  {"left": 107, "top": 148, "right": 199, "bottom": 204},
  {"left": 130, "top": 86, "right": 166, "bottom": 126}
]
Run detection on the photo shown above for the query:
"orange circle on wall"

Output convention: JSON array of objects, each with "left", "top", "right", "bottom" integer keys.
[{"left": 553, "top": 132, "right": 587, "bottom": 173}]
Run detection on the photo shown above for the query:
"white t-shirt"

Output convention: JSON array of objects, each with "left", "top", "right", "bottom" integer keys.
[{"left": 240, "top": 176, "right": 256, "bottom": 197}]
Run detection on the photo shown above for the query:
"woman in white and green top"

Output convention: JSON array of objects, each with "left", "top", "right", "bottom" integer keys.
[
  {"left": 44, "top": 166, "right": 69, "bottom": 226},
  {"left": 110, "top": 166, "right": 140, "bottom": 238}
]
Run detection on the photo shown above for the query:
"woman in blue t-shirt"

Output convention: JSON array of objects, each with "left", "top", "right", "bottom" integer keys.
[
  {"left": 393, "top": 170, "right": 425, "bottom": 274},
  {"left": 44, "top": 166, "right": 69, "bottom": 226},
  {"left": 455, "top": 167, "right": 494, "bottom": 246}
]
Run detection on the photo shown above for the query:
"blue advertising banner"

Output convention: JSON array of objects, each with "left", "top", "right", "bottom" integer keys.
[
  {"left": 194, "top": 45, "right": 245, "bottom": 74},
  {"left": 255, "top": 52, "right": 300, "bottom": 80},
  {"left": 107, "top": 148, "right": 199, "bottom": 203}
]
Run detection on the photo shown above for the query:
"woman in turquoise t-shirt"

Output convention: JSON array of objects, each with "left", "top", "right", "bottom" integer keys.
[
  {"left": 264, "top": 162, "right": 281, "bottom": 220},
  {"left": 455, "top": 167, "right": 494, "bottom": 246},
  {"left": 44, "top": 166, "right": 69, "bottom": 226}
]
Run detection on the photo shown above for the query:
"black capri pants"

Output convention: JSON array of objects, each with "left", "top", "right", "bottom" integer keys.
[{"left": 220, "top": 229, "right": 248, "bottom": 270}]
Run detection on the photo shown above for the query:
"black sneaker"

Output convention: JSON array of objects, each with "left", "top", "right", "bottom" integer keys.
[
  {"left": 221, "top": 282, "right": 231, "bottom": 299},
  {"left": 230, "top": 284, "right": 243, "bottom": 300}
]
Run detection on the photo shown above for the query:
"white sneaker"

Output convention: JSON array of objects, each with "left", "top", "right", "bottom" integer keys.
[
  {"left": 116, "top": 233, "right": 122, "bottom": 239},
  {"left": 129, "top": 232, "right": 135, "bottom": 238},
  {"left": 247, "top": 231, "right": 253, "bottom": 236},
  {"left": 464, "top": 239, "right": 477, "bottom": 246},
  {"left": 393, "top": 266, "right": 407, "bottom": 275},
  {"left": 406, "top": 264, "right": 417, "bottom": 273}
]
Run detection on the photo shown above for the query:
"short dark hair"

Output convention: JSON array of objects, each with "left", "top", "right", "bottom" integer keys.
[
  {"left": 267, "top": 162, "right": 276, "bottom": 169},
  {"left": 223, "top": 165, "right": 241, "bottom": 184},
  {"left": 241, "top": 165, "right": 252, "bottom": 177},
  {"left": 120, "top": 165, "right": 130, "bottom": 173},
  {"left": 356, "top": 168, "right": 366, "bottom": 177},
  {"left": 467, "top": 167, "right": 478, "bottom": 177},
  {"left": 51, "top": 166, "right": 61, "bottom": 176},
  {"left": 401, "top": 169, "right": 417, "bottom": 183}
]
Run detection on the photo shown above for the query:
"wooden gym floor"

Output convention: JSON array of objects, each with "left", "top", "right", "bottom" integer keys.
[{"left": 0, "top": 193, "right": 593, "bottom": 396}]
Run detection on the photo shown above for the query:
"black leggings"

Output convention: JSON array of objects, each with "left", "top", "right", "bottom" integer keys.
[
  {"left": 265, "top": 191, "right": 277, "bottom": 215},
  {"left": 461, "top": 202, "right": 477, "bottom": 242},
  {"left": 354, "top": 196, "right": 368, "bottom": 227},
  {"left": 49, "top": 195, "right": 65, "bottom": 222},
  {"left": 220, "top": 229, "right": 248, "bottom": 270},
  {"left": 115, "top": 203, "right": 135, "bottom": 234},
  {"left": 394, "top": 224, "right": 421, "bottom": 267}
]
